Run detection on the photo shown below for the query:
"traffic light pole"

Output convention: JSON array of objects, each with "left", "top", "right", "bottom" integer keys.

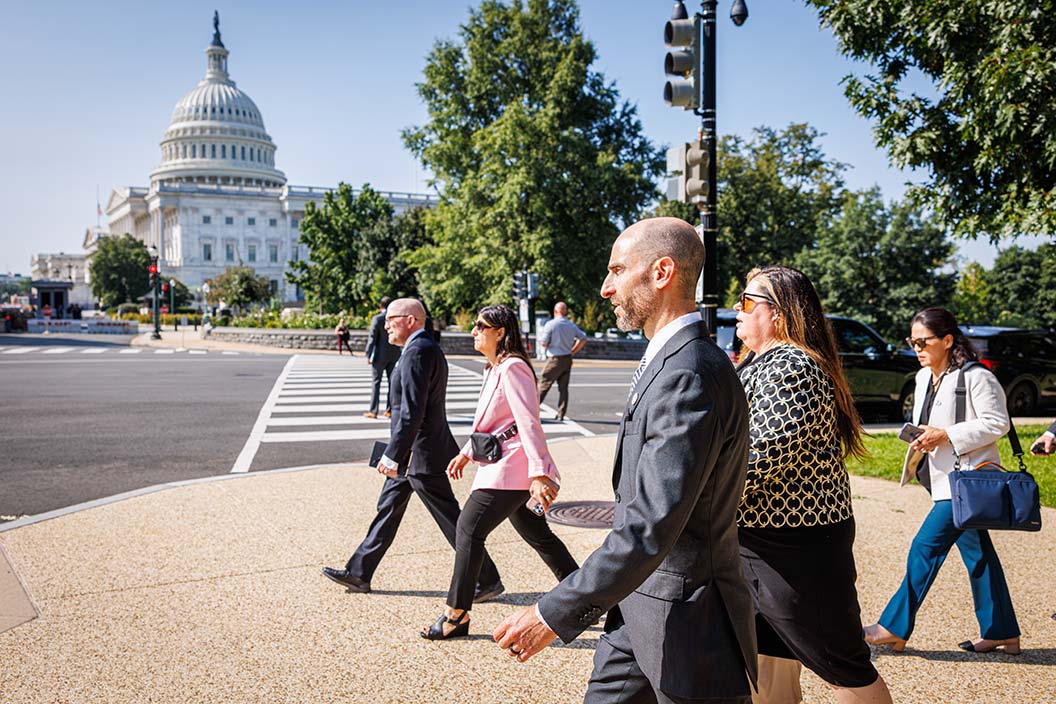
[
  {"left": 697, "top": 0, "right": 719, "bottom": 337},
  {"left": 151, "top": 256, "right": 161, "bottom": 340}
]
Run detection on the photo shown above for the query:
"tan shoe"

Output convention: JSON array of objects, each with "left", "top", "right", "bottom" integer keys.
[
  {"left": 383, "top": 411, "right": 391, "bottom": 418},
  {"left": 362, "top": 411, "right": 377, "bottom": 419},
  {"left": 863, "top": 624, "right": 907, "bottom": 652}
]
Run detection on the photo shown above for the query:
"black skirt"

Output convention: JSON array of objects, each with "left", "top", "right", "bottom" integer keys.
[{"left": 738, "top": 517, "right": 879, "bottom": 688}]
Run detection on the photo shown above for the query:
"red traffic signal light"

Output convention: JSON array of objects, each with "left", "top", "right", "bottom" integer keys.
[
  {"left": 162, "top": 283, "right": 169, "bottom": 293},
  {"left": 149, "top": 264, "right": 158, "bottom": 274}
]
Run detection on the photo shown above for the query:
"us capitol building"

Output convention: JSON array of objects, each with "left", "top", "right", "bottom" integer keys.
[{"left": 100, "top": 15, "right": 435, "bottom": 303}]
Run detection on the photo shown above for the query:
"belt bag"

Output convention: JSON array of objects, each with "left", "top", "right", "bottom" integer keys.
[
  {"left": 950, "top": 461, "right": 1042, "bottom": 532},
  {"left": 470, "top": 424, "right": 518, "bottom": 464},
  {"left": 948, "top": 365, "right": 1041, "bottom": 532}
]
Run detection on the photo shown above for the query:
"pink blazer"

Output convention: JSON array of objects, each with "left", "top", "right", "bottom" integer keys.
[{"left": 460, "top": 357, "right": 560, "bottom": 492}]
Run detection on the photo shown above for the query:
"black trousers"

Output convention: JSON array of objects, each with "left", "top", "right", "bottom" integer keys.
[
  {"left": 368, "top": 360, "right": 397, "bottom": 414},
  {"left": 585, "top": 623, "right": 751, "bottom": 704},
  {"left": 345, "top": 473, "right": 501, "bottom": 588},
  {"left": 538, "top": 355, "right": 573, "bottom": 418},
  {"left": 448, "top": 488, "right": 579, "bottom": 610}
]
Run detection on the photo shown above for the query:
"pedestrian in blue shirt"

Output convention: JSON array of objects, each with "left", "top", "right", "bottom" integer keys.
[{"left": 537, "top": 302, "right": 587, "bottom": 421}]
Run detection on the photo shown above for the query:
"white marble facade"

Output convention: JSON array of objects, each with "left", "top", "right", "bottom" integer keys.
[{"left": 103, "top": 15, "right": 435, "bottom": 302}]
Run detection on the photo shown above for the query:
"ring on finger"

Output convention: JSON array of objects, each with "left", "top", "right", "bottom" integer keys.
[{"left": 510, "top": 645, "right": 522, "bottom": 655}]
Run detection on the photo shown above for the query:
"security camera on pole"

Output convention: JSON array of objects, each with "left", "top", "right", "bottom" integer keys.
[{"left": 664, "top": 0, "right": 748, "bottom": 338}]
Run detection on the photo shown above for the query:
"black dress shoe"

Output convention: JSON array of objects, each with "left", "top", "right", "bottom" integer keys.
[
  {"left": 473, "top": 580, "right": 505, "bottom": 603},
  {"left": 321, "top": 567, "right": 371, "bottom": 593}
]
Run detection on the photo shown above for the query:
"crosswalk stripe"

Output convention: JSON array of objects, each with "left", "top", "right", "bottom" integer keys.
[
  {"left": 42, "top": 348, "right": 74, "bottom": 354},
  {"left": 119, "top": 349, "right": 143, "bottom": 354},
  {"left": 1, "top": 348, "right": 34, "bottom": 354},
  {"left": 81, "top": 349, "right": 107, "bottom": 354},
  {"left": 154, "top": 349, "right": 175, "bottom": 355},
  {"left": 222, "top": 351, "right": 240, "bottom": 355},
  {"left": 189, "top": 350, "right": 207, "bottom": 355}
]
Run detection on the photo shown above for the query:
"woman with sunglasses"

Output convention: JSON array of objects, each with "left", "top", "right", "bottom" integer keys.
[
  {"left": 864, "top": 307, "right": 1020, "bottom": 655},
  {"left": 421, "top": 304, "right": 579, "bottom": 640},
  {"left": 735, "top": 266, "right": 893, "bottom": 704}
]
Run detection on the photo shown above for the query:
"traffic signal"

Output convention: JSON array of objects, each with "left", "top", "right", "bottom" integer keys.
[
  {"left": 512, "top": 272, "right": 526, "bottom": 299},
  {"left": 161, "top": 283, "right": 170, "bottom": 294},
  {"left": 148, "top": 263, "right": 158, "bottom": 275},
  {"left": 527, "top": 272, "right": 540, "bottom": 301},
  {"left": 683, "top": 139, "right": 709, "bottom": 205},
  {"left": 663, "top": 4, "right": 701, "bottom": 110}
]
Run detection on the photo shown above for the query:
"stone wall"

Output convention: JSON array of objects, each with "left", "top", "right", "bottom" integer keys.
[{"left": 207, "top": 327, "right": 646, "bottom": 360}]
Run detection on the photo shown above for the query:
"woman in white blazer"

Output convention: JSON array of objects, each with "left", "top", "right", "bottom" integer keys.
[{"left": 864, "top": 308, "right": 1021, "bottom": 655}]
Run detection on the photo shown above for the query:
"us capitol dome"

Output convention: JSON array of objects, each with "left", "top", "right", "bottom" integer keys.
[{"left": 100, "top": 14, "right": 436, "bottom": 301}]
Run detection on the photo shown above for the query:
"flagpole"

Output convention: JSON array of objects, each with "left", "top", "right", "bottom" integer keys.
[{"left": 96, "top": 185, "right": 101, "bottom": 227}]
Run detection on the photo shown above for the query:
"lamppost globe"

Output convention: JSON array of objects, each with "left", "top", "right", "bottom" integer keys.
[{"left": 730, "top": 0, "right": 748, "bottom": 26}]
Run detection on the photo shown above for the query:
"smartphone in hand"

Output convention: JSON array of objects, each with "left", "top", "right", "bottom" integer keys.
[
  {"left": 898, "top": 423, "right": 924, "bottom": 444},
  {"left": 1030, "top": 440, "right": 1053, "bottom": 456}
]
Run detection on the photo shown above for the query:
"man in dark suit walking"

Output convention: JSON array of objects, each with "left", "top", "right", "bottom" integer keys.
[
  {"left": 495, "top": 218, "right": 757, "bottom": 703},
  {"left": 364, "top": 296, "right": 400, "bottom": 419},
  {"left": 323, "top": 298, "right": 503, "bottom": 600}
]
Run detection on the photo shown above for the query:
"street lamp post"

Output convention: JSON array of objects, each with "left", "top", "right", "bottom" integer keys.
[
  {"left": 169, "top": 279, "right": 176, "bottom": 330},
  {"left": 664, "top": 0, "right": 748, "bottom": 337}
]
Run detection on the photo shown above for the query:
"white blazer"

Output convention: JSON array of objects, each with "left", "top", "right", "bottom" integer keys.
[{"left": 899, "top": 363, "right": 1010, "bottom": 501}]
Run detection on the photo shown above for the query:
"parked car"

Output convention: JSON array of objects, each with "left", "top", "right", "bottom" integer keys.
[
  {"left": 713, "top": 308, "right": 918, "bottom": 421},
  {"left": 961, "top": 326, "right": 1056, "bottom": 415}
]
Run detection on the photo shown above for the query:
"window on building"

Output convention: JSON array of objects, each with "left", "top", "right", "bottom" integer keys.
[
  {"left": 269, "top": 218, "right": 277, "bottom": 227},
  {"left": 225, "top": 216, "right": 234, "bottom": 226},
  {"left": 203, "top": 243, "right": 212, "bottom": 261},
  {"left": 241, "top": 145, "right": 246, "bottom": 160},
  {"left": 291, "top": 219, "right": 299, "bottom": 229},
  {"left": 225, "top": 243, "right": 235, "bottom": 261},
  {"left": 248, "top": 244, "right": 257, "bottom": 262},
  {"left": 269, "top": 279, "right": 279, "bottom": 296},
  {"left": 192, "top": 144, "right": 197, "bottom": 158},
  {"left": 211, "top": 144, "right": 216, "bottom": 158},
  {"left": 221, "top": 145, "right": 227, "bottom": 159},
  {"left": 269, "top": 244, "right": 278, "bottom": 263},
  {"left": 248, "top": 217, "right": 256, "bottom": 226},
  {"left": 202, "top": 215, "right": 211, "bottom": 224}
]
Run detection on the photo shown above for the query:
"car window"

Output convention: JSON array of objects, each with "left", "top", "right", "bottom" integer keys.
[{"left": 833, "top": 320, "right": 881, "bottom": 354}]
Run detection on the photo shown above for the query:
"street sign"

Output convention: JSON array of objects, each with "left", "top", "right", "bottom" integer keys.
[
  {"left": 519, "top": 298, "right": 529, "bottom": 322},
  {"left": 180, "top": 315, "right": 189, "bottom": 327}
]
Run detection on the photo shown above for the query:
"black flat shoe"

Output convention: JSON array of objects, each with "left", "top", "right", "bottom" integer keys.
[
  {"left": 321, "top": 567, "right": 371, "bottom": 593},
  {"left": 473, "top": 580, "right": 505, "bottom": 603},
  {"left": 421, "top": 610, "right": 469, "bottom": 640},
  {"left": 958, "top": 637, "right": 1021, "bottom": 655}
]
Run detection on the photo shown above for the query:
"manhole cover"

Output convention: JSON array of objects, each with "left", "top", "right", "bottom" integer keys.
[{"left": 547, "top": 500, "right": 614, "bottom": 529}]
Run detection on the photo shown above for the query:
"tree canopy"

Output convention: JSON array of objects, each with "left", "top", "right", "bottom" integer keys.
[
  {"left": 286, "top": 183, "right": 396, "bottom": 314},
  {"left": 807, "top": 0, "right": 1056, "bottom": 239},
  {"left": 89, "top": 234, "right": 152, "bottom": 308},
  {"left": 402, "top": 0, "right": 663, "bottom": 317},
  {"left": 206, "top": 266, "right": 272, "bottom": 310}
]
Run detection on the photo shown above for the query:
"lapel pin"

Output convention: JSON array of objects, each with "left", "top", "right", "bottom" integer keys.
[{"left": 631, "top": 392, "right": 638, "bottom": 405}]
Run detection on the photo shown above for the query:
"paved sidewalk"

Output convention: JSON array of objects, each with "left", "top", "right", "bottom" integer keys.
[{"left": 1, "top": 436, "right": 1054, "bottom": 703}]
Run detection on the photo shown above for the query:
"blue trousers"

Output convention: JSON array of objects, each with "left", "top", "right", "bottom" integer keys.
[{"left": 879, "top": 500, "right": 1019, "bottom": 641}]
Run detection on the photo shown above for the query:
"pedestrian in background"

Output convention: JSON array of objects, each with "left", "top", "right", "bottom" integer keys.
[
  {"left": 335, "top": 318, "right": 353, "bottom": 355},
  {"left": 322, "top": 298, "right": 503, "bottom": 598},
  {"left": 537, "top": 301, "right": 587, "bottom": 421},
  {"left": 364, "top": 297, "right": 400, "bottom": 419},
  {"left": 865, "top": 307, "right": 1021, "bottom": 655},
  {"left": 735, "top": 265, "right": 892, "bottom": 704},
  {"left": 423, "top": 304, "right": 578, "bottom": 640}
]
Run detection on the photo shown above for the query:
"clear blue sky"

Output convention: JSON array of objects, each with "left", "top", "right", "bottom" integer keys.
[{"left": 0, "top": 0, "right": 1024, "bottom": 275}]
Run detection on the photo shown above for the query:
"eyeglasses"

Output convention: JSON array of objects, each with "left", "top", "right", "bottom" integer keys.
[
  {"left": 734, "top": 291, "right": 775, "bottom": 314},
  {"left": 385, "top": 314, "right": 414, "bottom": 323},
  {"left": 474, "top": 320, "right": 496, "bottom": 331},
  {"left": 905, "top": 335, "right": 940, "bottom": 351}
]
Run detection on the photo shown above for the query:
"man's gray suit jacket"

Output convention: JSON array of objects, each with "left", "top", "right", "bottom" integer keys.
[{"left": 537, "top": 320, "right": 757, "bottom": 700}]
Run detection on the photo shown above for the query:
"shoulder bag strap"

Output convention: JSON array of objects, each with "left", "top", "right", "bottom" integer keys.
[{"left": 958, "top": 363, "right": 1027, "bottom": 472}]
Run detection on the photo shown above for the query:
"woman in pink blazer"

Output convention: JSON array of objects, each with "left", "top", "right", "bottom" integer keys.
[{"left": 421, "top": 304, "right": 579, "bottom": 640}]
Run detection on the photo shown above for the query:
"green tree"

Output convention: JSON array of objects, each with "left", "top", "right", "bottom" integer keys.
[
  {"left": 286, "top": 183, "right": 396, "bottom": 314},
  {"left": 206, "top": 266, "right": 272, "bottom": 311},
  {"left": 716, "top": 124, "right": 847, "bottom": 296},
  {"left": 402, "top": 0, "right": 663, "bottom": 318},
  {"left": 89, "top": 234, "right": 152, "bottom": 308},
  {"left": 807, "top": 0, "right": 1056, "bottom": 239},
  {"left": 796, "top": 187, "right": 956, "bottom": 340},
  {"left": 162, "top": 278, "right": 193, "bottom": 310},
  {"left": 371, "top": 206, "right": 431, "bottom": 303},
  {"left": 985, "top": 245, "right": 1056, "bottom": 327},
  {"left": 950, "top": 262, "right": 994, "bottom": 325}
]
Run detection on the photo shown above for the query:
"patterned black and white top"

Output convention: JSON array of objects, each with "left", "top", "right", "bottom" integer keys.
[{"left": 736, "top": 343, "right": 853, "bottom": 528}]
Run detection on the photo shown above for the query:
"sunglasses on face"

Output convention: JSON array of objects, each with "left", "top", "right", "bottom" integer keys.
[
  {"left": 905, "top": 335, "right": 940, "bottom": 351},
  {"left": 734, "top": 291, "right": 775, "bottom": 314},
  {"left": 474, "top": 320, "right": 496, "bottom": 331}
]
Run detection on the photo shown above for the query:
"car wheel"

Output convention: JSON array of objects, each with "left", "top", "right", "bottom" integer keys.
[
  {"left": 895, "top": 384, "right": 915, "bottom": 422},
  {"left": 1006, "top": 381, "right": 1037, "bottom": 416}
]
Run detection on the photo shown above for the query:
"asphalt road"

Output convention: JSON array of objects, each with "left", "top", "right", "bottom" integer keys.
[{"left": 0, "top": 335, "right": 635, "bottom": 522}]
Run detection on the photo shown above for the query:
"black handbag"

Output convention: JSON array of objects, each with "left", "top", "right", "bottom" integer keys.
[
  {"left": 947, "top": 365, "right": 1042, "bottom": 532},
  {"left": 469, "top": 424, "right": 518, "bottom": 464}
]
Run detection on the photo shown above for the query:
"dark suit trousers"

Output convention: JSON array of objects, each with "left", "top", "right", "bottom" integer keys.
[
  {"left": 345, "top": 473, "right": 501, "bottom": 588},
  {"left": 585, "top": 624, "right": 751, "bottom": 704},
  {"left": 538, "top": 355, "right": 573, "bottom": 418},
  {"left": 368, "top": 360, "right": 397, "bottom": 414},
  {"left": 448, "top": 489, "right": 579, "bottom": 610}
]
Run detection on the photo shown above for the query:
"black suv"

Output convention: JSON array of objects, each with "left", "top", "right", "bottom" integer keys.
[
  {"left": 714, "top": 309, "right": 919, "bottom": 420},
  {"left": 961, "top": 326, "right": 1056, "bottom": 415}
]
